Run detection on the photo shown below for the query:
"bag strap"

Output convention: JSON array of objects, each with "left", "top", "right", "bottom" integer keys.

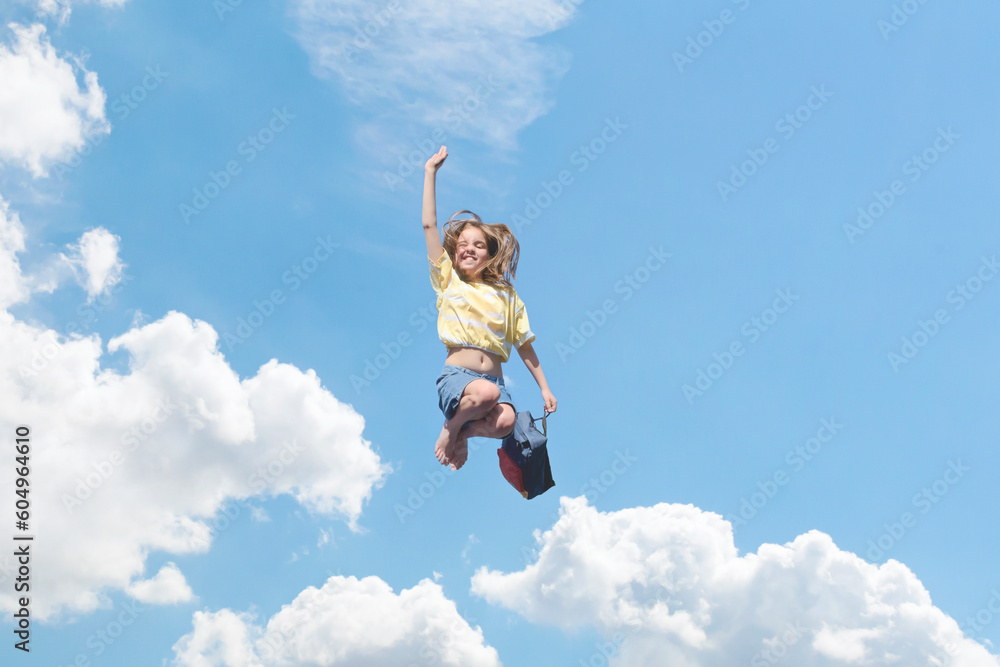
[{"left": 531, "top": 409, "right": 552, "bottom": 436}]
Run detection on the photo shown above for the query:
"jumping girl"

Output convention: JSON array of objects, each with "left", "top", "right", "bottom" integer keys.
[{"left": 422, "top": 145, "right": 557, "bottom": 471}]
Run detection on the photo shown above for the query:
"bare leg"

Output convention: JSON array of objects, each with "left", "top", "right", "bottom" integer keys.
[
  {"left": 462, "top": 402, "right": 516, "bottom": 439},
  {"left": 434, "top": 380, "right": 502, "bottom": 466},
  {"left": 449, "top": 403, "right": 516, "bottom": 470}
]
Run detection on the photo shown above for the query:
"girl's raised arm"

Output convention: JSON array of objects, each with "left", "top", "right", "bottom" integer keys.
[{"left": 422, "top": 146, "right": 448, "bottom": 262}]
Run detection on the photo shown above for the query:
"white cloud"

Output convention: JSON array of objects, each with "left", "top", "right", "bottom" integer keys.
[
  {"left": 173, "top": 609, "right": 264, "bottom": 667},
  {"left": 33, "top": 0, "right": 129, "bottom": 25},
  {"left": 461, "top": 533, "right": 479, "bottom": 563},
  {"left": 171, "top": 576, "right": 501, "bottom": 667},
  {"left": 0, "top": 305, "right": 391, "bottom": 619},
  {"left": 0, "top": 202, "right": 126, "bottom": 308},
  {"left": 0, "top": 201, "right": 391, "bottom": 620},
  {"left": 812, "top": 625, "right": 881, "bottom": 662},
  {"left": 0, "top": 22, "right": 108, "bottom": 176},
  {"left": 289, "top": 0, "right": 580, "bottom": 159},
  {"left": 0, "top": 201, "right": 124, "bottom": 304},
  {"left": 126, "top": 562, "right": 195, "bottom": 605},
  {"left": 249, "top": 505, "right": 270, "bottom": 522},
  {"left": 471, "top": 496, "right": 1000, "bottom": 667},
  {"left": 0, "top": 196, "right": 30, "bottom": 308},
  {"left": 60, "top": 227, "right": 126, "bottom": 299}
]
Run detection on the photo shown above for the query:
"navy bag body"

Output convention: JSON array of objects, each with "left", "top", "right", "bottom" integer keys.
[{"left": 497, "top": 410, "right": 555, "bottom": 499}]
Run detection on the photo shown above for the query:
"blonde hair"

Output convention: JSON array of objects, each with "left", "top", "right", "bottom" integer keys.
[{"left": 441, "top": 210, "right": 520, "bottom": 287}]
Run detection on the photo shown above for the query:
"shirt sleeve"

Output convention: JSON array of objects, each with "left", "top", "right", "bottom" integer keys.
[
  {"left": 429, "top": 250, "right": 453, "bottom": 298},
  {"left": 512, "top": 292, "right": 535, "bottom": 349}
]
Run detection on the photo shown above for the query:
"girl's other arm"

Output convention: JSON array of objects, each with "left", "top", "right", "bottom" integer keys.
[
  {"left": 423, "top": 146, "right": 448, "bottom": 262},
  {"left": 517, "top": 341, "right": 557, "bottom": 413}
]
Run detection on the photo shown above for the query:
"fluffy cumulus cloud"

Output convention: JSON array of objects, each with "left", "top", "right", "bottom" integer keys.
[
  {"left": 0, "top": 22, "right": 108, "bottom": 176},
  {"left": 471, "top": 496, "right": 1000, "bottom": 667},
  {"left": 125, "top": 562, "right": 194, "bottom": 605},
  {"left": 0, "top": 201, "right": 390, "bottom": 620},
  {"left": 289, "top": 0, "right": 580, "bottom": 161},
  {"left": 59, "top": 227, "right": 126, "bottom": 299},
  {"left": 171, "top": 576, "right": 500, "bottom": 666}
]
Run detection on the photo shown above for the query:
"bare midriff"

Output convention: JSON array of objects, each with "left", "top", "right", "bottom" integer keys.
[{"left": 446, "top": 346, "right": 504, "bottom": 377}]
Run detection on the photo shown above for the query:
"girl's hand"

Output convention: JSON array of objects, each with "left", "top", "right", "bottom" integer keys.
[
  {"left": 542, "top": 389, "right": 557, "bottom": 414},
  {"left": 425, "top": 145, "right": 447, "bottom": 173}
]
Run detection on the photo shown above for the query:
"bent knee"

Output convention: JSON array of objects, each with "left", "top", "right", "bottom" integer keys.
[
  {"left": 465, "top": 379, "right": 501, "bottom": 407},
  {"left": 496, "top": 404, "right": 516, "bottom": 434}
]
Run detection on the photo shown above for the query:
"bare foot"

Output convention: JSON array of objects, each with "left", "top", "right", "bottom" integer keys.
[
  {"left": 434, "top": 423, "right": 454, "bottom": 466},
  {"left": 450, "top": 435, "right": 469, "bottom": 471}
]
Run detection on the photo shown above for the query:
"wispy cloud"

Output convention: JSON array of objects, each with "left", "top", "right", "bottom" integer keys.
[
  {"left": 289, "top": 0, "right": 582, "bottom": 160},
  {"left": 33, "top": 0, "right": 129, "bottom": 25}
]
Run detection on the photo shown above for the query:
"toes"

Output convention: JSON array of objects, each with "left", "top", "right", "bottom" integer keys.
[{"left": 451, "top": 441, "right": 469, "bottom": 470}]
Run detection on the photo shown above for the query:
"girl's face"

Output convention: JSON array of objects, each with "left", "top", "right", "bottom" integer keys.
[{"left": 456, "top": 226, "right": 489, "bottom": 280}]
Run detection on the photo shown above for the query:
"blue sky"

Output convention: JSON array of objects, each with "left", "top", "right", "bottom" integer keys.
[{"left": 1, "top": 0, "right": 999, "bottom": 665}]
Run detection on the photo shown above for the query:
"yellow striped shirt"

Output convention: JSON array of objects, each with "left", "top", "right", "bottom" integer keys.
[{"left": 429, "top": 250, "right": 534, "bottom": 362}]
